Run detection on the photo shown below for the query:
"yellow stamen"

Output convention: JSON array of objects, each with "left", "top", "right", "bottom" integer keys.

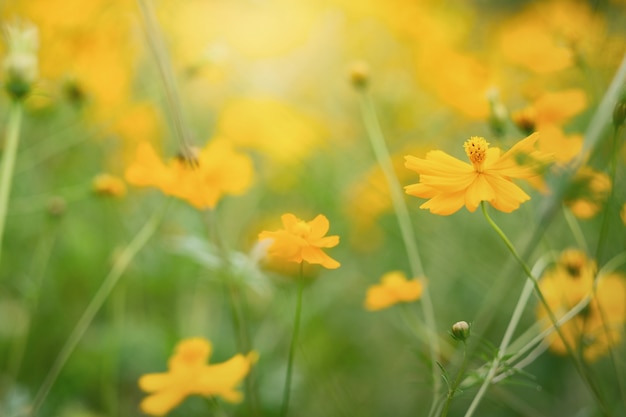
[{"left": 464, "top": 136, "right": 489, "bottom": 171}]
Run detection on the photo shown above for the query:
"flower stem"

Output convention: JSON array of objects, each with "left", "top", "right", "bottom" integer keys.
[
  {"left": 440, "top": 341, "right": 468, "bottom": 417},
  {"left": 479, "top": 202, "right": 611, "bottom": 417},
  {"left": 29, "top": 202, "right": 168, "bottom": 416},
  {"left": 0, "top": 100, "right": 23, "bottom": 266},
  {"left": 280, "top": 263, "right": 305, "bottom": 417},
  {"left": 357, "top": 90, "right": 441, "bottom": 408},
  {"left": 595, "top": 126, "right": 621, "bottom": 265},
  {"left": 464, "top": 272, "right": 535, "bottom": 417}
]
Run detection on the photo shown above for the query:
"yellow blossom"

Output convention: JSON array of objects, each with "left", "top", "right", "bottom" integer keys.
[
  {"left": 536, "top": 250, "right": 626, "bottom": 362},
  {"left": 565, "top": 167, "right": 611, "bottom": 219},
  {"left": 404, "top": 133, "right": 551, "bottom": 215},
  {"left": 259, "top": 213, "right": 340, "bottom": 270},
  {"left": 138, "top": 338, "right": 257, "bottom": 416},
  {"left": 364, "top": 271, "right": 423, "bottom": 311},
  {"left": 92, "top": 173, "right": 126, "bottom": 198},
  {"left": 125, "top": 139, "right": 253, "bottom": 210}
]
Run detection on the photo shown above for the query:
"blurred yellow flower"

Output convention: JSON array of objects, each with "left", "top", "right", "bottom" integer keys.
[
  {"left": 564, "top": 167, "right": 611, "bottom": 219},
  {"left": 364, "top": 271, "right": 423, "bottom": 311},
  {"left": 497, "top": 0, "right": 604, "bottom": 74},
  {"left": 125, "top": 139, "right": 253, "bottom": 210},
  {"left": 537, "top": 249, "right": 626, "bottom": 362},
  {"left": 92, "top": 173, "right": 126, "bottom": 198},
  {"left": 404, "top": 133, "right": 551, "bottom": 215},
  {"left": 621, "top": 203, "right": 626, "bottom": 226},
  {"left": 138, "top": 337, "right": 257, "bottom": 416},
  {"left": 259, "top": 213, "right": 340, "bottom": 270},
  {"left": 534, "top": 125, "right": 583, "bottom": 165}
]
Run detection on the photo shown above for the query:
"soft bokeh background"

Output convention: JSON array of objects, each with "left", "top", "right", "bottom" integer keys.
[{"left": 1, "top": 0, "right": 626, "bottom": 416}]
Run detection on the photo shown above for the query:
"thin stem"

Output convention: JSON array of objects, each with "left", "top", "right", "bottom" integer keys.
[
  {"left": 357, "top": 91, "right": 441, "bottom": 408},
  {"left": 464, "top": 272, "right": 535, "bottom": 417},
  {"left": 29, "top": 203, "right": 168, "bottom": 415},
  {"left": 137, "top": 0, "right": 195, "bottom": 159},
  {"left": 280, "top": 263, "right": 305, "bottom": 417},
  {"left": 595, "top": 126, "right": 621, "bottom": 264},
  {"left": 479, "top": 202, "right": 611, "bottom": 417},
  {"left": 440, "top": 341, "right": 469, "bottom": 417},
  {"left": 562, "top": 205, "right": 588, "bottom": 253},
  {"left": 0, "top": 100, "right": 23, "bottom": 265}
]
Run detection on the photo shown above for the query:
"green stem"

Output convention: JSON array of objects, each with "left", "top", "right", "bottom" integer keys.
[
  {"left": 357, "top": 91, "right": 441, "bottom": 409},
  {"left": 464, "top": 274, "right": 535, "bottom": 417},
  {"left": 479, "top": 202, "right": 611, "bottom": 417},
  {"left": 280, "top": 263, "right": 305, "bottom": 417},
  {"left": 595, "top": 126, "right": 621, "bottom": 265},
  {"left": 29, "top": 203, "right": 168, "bottom": 415},
  {"left": 440, "top": 342, "right": 468, "bottom": 417},
  {"left": 0, "top": 100, "right": 23, "bottom": 265}
]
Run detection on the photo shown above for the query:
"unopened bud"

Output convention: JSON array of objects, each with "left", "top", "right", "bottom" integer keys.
[
  {"left": 451, "top": 321, "right": 471, "bottom": 341},
  {"left": 349, "top": 61, "right": 370, "bottom": 90},
  {"left": 3, "top": 21, "right": 39, "bottom": 100}
]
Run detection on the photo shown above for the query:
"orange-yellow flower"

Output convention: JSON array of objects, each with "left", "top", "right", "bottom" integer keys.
[
  {"left": 536, "top": 250, "right": 626, "bottom": 362},
  {"left": 259, "top": 213, "right": 340, "bottom": 270},
  {"left": 364, "top": 271, "right": 424, "bottom": 311},
  {"left": 138, "top": 338, "right": 257, "bottom": 416},
  {"left": 125, "top": 139, "right": 253, "bottom": 210},
  {"left": 404, "top": 134, "right": 551, "bottom": 215}
]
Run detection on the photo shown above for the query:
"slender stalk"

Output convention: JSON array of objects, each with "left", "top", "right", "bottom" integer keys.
[
  {"left": 464, "top": 276, "right": 534, "bottom": 417},
  {"left": 479, "top": 202, "right": 611, "bottom": 417},
  {"left": 29, "top": 203, "right": 167, "bottom": 415},
  {"left": 595, "top": 126, "right": 621, "bottom": 264},
  {"left": 280, "top": 263, "right": 305, "bottom": 417},
  {"left": 137, "top": 0, "right": 195, "bottom": 159},
  {"left": 0, "top": 100, "right": 23, "bottom": 265},
  {"left": 562, "top": 205, "right": 588, "bottom": 253},
  {"left": 440, "top": 341, "right": 469, "bottom": 417},
  {"left": 357, "top": 91, "right": 441, "bottom": 408},
  {"left": 205, "top": 210, "right": 258, "bottom": 415}
]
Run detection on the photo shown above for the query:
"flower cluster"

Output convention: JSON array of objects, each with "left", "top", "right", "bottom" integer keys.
[{"left": 536, "top": 249, "right": 626, "bottom": 362}]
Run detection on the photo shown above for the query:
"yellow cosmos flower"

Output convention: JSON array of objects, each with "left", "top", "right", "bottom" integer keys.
[
  {"left": 259, "top": 213, "right": 340, "bottom": 270},
  {"left": 536, "top": 250, "right": 626, "bottom": 362},
  {"left": 404, "top": 134, "right": 551, "bottom": 215},
  {"left": 92, "top": 173, "right": 126, "bottom": 198},
  {"left": 138, "top": 338, "right": 258, "bottom": 416},
  {"left": 125, "top": 139, "right": 253, "bottom": 210},
  {"left": 364, "top": 271, "right": 424, "bottom": 311}
]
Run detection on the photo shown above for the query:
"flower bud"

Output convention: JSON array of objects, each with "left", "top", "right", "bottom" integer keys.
[
  {"left": 450, "top": 321, "right": 471, "bottom": 341},
  {"left": 349, "top": 61, "right": 370, "bottom": 90},
  {"left": 3, "top": 21, "right": 39, "bottom": 100}
]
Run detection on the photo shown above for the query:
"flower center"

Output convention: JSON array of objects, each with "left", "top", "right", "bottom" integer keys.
[
  {"left": 464, "top": 136, "right": 489, "bottom": 171},
  {"left": 293, "top": 221, "right": 311, "bottom": 237}
]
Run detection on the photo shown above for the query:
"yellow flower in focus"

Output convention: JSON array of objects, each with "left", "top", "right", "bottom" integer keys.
[
  {"left": 125, "top": 139, "right": 253, "bottom": 210},
  {"left": 92, "top": 173, "right": 126, "bottom": 198},
  {"left": 564, "top": 167, "right": 611, "bottom": 219},
  {"left": 364, "top": 271, "right": 423, "bottom": 311},
  {"left": 138, "top": 337, "right": 257, "bottom": 416},
  {"left": 404, "top": 133, "right": 551, "bottom": 215},
  {"left": 259, "top": 213, "right": 340, "bottom": 270},
  {"left": 537, "top": 250, "right": 626, "bottom": 362}
]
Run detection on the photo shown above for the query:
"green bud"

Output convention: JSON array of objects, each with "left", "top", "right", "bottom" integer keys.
[
  {"left": 450, "top": 321, "right": 471, "bottom": 342},
  {"left": 3, "top": 21, "right": 39, "bottom": 101}
]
